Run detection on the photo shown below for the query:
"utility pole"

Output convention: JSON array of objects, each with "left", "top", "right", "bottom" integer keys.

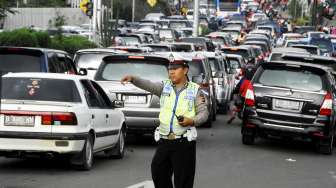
[
  {"left": 193, "top": 0, "right": 200, "bottom": 36},
  {"left": 132, "top": 0, "right": 135, "bottom": 22}
]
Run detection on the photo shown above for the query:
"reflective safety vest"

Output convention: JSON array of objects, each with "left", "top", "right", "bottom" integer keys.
[{"left": 159, "top": 80, "right": 199, "bottom": 136}]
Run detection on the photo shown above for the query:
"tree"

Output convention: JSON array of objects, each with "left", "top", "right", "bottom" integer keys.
[{"left": 0, "top": 0, "right": 16, "bottom": 20}]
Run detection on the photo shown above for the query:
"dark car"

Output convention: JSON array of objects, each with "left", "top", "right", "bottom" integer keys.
[
  {"left": 309, "top": 38, "right": 334, "bottom": 56},
  {"left": 0, "top": 47, "right": 77, "bottom": 74},
  {"left": 180, "top": 37, "right": 216, "bottom": 52},
  {"left": 242, "top": 61, "right": 336, "bottom": 154},
  {"left": 221, "top": 46, "right": 255, "bottom": 63}
]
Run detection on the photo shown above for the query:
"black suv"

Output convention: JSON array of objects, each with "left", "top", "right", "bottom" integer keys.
[
  {"left": 0, "top": 47, "right": 77, "bottom": 74},
  {"left": 242, "top": 61, "right": 336, "bottom": 154}
]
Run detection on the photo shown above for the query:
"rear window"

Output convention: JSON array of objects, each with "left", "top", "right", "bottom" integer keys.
[
  {"left": 228, "top": 59, "right": 241, "bottom": 69},
  {"left": 0, "top": 50, "right": 42, "bottom": 73},
  {"left": 147, "top": 46, "right": 170, "bottom": 52},
  {"left": 96, "top": 60, "right": 168, "bottom": 81},
  {"left": 209, "top": 37, "right": 225, "bottom": 45},
  {"left": 256, "top": 66, "right": 325, "bottom": 92},
  {"left": 222, "top": 49, "right": 249, "bottom": 58},
  {"left": 169, "top": 22, "right": 189, "bottom": 29},
  {"left": 188, "top": 61, "right": 206, "bottom": 78},
  {"left": 172, "top": 44, "right": 193, "bottom": 52},
  {"left": 159, "top": 30, "right": 173, "bottom": 38},
  {"left": 122, "top": 36, "right": 141, "bottom": 45},
  {"left": 75, "top": 53, "right": 112, "bottom": 69},
  {"left": 1, "top": 78, "right": 81, "bottom": 102}
]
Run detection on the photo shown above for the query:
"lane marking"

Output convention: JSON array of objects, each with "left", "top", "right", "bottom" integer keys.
[{"left": 126, "top": 180, "right": 154, "bottom": 188}]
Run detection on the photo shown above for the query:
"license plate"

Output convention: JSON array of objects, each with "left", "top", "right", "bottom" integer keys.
[
  {"left": 274, "top": 99, "right": 300, "bottom": 110},
  {"left": 123, "top": 95, "right": 147, "bottom": 104},
  {"left": 4, "top": 115, "right": 35, "bottom": 126}
]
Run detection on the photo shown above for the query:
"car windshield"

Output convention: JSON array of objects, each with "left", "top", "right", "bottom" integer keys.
[
  {"left": 208, "top": 58, "right": 221, "bottom": 72},
  {"left": 228, "top": 59, "right": 241, "bottom": 69},
  {"left": 75, "top": 53, "right": 113, "bottom": 69},
  {"left": 187, "top": 61, "right": 206, "bottom": 78},
  {"left": 147, "top": 46, "right": 170, "bottom": 52},
  {"left": 169, "top": 22, "right": 189, "bottom": 29},
  {"left": 97, "top": 61, "right": 168, "bottom": 81},
  {"left": 210, "top": 37, "right": 225, "bottom": 45},
  {"left": 172, "top": 44, "right": 193, "bottom": 52},
  {"left": 0, "top": 51, "right": 42, "bottom": 73},
  {"left": 122, "top": 36, "right": 141, "bottom": 45},
  {"left": 257, "top": 67, "right": 324, "bottom": 92},
  {"left": 2, "top": 78, "right": 81, "bottom": 102},
  {"left": 222, "top": 31, "right": 239, "bottom": 39},
  {"left": 159, "top": 30, "right": 173, "bottom": 38}
]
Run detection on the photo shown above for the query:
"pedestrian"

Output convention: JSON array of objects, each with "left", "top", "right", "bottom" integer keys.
[
  {"left": 120, "top": 57, "right": 209, "bottom": 188},
  {"left": 227, "top": 66, "right": 255, "bottom": 124}
]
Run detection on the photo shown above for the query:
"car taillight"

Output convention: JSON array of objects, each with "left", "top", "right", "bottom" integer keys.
[
  {"left": 245, "top": 83, "right": 255, "bottom": 107},
  {"left": 319, "top": 92, "right": 332, "bottom": 116},
  {"left": 42, "top": 112, "right": 77, "bottom": 125}
]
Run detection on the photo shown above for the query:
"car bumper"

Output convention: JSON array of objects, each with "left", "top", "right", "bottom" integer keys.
[
  {"left": 122, "top": 107, "right": 160, "bottom": 133},
  {"left": 0, "top": 131, "right": 86, "bottom": 154},
  {"left": 244, "top": 107, "right": 330, "bottom": 136}
]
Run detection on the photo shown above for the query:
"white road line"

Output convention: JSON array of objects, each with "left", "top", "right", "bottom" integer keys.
[{"left": 126, "top": 180, "right": 154, "bottom": 188}]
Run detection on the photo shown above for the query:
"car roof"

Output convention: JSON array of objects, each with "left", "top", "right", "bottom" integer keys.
[
  {"left": 0, "top": 46, "right": 68, "bottom": 54},
  {"left": 76, "top": 48, "right": 127, "bottom": 54},
  {"left": 266, "top": 60, "right": 333, "bottom": 72},
  {"left": 291, "top": 44, "right": 319, "bottom": 49},
  {"left": 272, "top": 47, "right": 309, "bottom": 53},
  {"left": 3, "top": 72, "right": 84, "bottom": 80}
]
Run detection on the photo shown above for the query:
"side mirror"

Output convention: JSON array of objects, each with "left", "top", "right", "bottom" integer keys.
[
  {"left": 112, "top": 100, "right": 124, "bottom": 108},
  {"left": 78, "top": 68, "right": 88, "bottom": 76}
]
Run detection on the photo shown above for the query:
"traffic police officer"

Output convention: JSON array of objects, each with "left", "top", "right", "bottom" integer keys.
[{"left": 121, "top": 58, "right": 209, "bottom": 188}]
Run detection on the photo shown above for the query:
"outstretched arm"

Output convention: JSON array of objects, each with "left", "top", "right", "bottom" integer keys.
[{"left": 121, "top": 75, "right": 164, "bottom": 97}]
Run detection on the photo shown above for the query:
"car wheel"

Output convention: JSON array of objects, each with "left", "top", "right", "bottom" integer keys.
[
  {"left": 242, "top": 127, "right": 255, "bottom": 145},
  {"left": 317, "top": 135, "right": 334, "bottom": 155},
  {"left": 77, "top": 135, "right": 94, "bottom": 170},
  {"left": 105, "top": 128, "right": 126, "bottom": 159}
]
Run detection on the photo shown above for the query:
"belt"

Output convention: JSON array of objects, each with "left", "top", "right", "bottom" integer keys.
[{"left": 160, "top": 133, "right": 187, "bottom": 140}]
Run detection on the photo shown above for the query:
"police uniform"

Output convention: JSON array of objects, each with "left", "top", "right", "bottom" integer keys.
[{"left": 130, "top": 60, "right": 209, "bottom": 188}]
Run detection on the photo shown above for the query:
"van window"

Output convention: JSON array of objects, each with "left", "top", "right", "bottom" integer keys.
[{"left": 0, "top": 49, "right": 42, "bottom": 73}]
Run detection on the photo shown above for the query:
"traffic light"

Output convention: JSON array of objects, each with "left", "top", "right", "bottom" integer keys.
[{"left": 80, "top": 0, "right": 94, "bottom": 18}]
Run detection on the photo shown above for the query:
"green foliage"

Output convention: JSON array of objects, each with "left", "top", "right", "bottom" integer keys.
[
  {"left": 0, "top": 29, "right": 38, "bottom": 47},
  {"left": 0, "top": 29, "right": 97, "bottom": 56},
  {"left": 33, "top": 31, "right": 51, "bottom": 48},
  {"left": 51, "top": 36, "right": 98, "bottom": 56}
]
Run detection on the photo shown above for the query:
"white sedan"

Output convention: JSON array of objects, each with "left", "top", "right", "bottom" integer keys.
[{"left": 0, "top": 73, "right": 126, "bottom": 170}]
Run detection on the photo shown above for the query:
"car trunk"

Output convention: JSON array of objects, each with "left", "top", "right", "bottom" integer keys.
[{"left": 253, "top": 64, "right": 328, "bottom": 126}]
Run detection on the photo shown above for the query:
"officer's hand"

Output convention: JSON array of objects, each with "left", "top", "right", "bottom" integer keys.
[
  {"left": 178, "top": 117, "right": 194, "bottom": 127},
  {"left": 121, "top": 75, "right": 134, "bottom": 85}
]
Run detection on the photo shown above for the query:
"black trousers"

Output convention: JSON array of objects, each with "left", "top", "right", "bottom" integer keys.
[{"left": 151, "top": 138, "right": 196, "bottom": 188}]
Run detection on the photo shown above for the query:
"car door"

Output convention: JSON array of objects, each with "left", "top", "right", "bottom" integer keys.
[
  {"left": 91, "top": 81, "right": 122, "bottom": 145},
  {"left": 80, "top": 79, "right": 107, "bottom": 150}
]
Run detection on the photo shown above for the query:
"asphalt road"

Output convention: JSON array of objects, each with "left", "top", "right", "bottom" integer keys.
[{"left": 0, "top": 114, "right": 336, "bottom": 188}]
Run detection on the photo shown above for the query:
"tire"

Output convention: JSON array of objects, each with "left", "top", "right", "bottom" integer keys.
[
  {"left": 317, "top": 136, "right": 334, "bottom": 155},
  {"left": 105, "top": 128, "right": 126, "bottom": 159},
  {"left": 77, "top": 135, "right": 94, "bottom": 170},
  {"left": 242, "top": 134, "right": 255, "bottom": 145},
  {"left": 241, "top": 127, "right": 255, "bottom": 145}
]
